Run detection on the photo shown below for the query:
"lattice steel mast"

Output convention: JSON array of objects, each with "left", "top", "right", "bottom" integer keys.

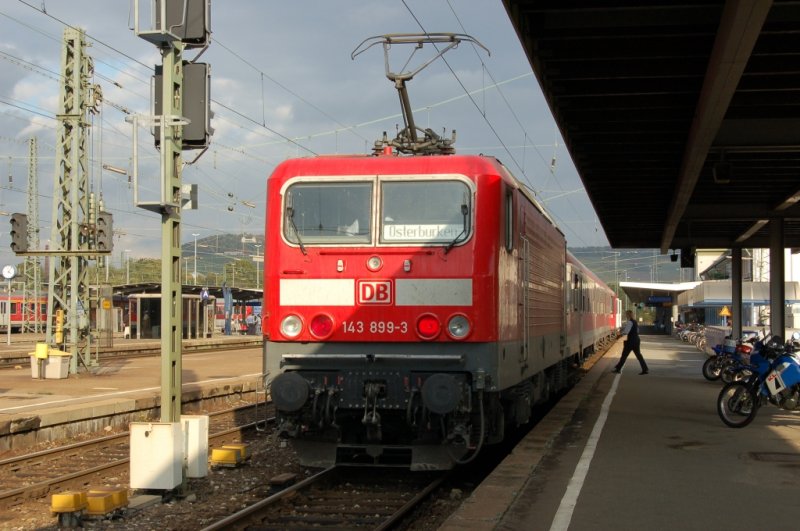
[
  {"left": 23, "top": 137, "right": 41, "bottom": 333},
  {"left": 45, "top": 27, "right": 99, "bottom": 373}
]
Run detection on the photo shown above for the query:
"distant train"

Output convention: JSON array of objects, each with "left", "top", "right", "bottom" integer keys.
[
  {"left": 0, "top": 294, "right": 47, "bottom": 333},
  {"left": 263, "top": 153, "right": 618, "bottom": 470}
]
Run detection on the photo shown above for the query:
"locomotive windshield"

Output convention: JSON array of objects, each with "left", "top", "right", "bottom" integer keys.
[
  {"left": 381, "top": 180, "right": 471, "bottom": 244},
  {"left": 284, "top": 182, "right": 372, "bottom": 244},
  {"left": 281, "top": 178, "right": 472, "bottom": 247}
]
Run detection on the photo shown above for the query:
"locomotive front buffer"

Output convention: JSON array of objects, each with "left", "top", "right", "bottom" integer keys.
[{"left": 269, "top": 356, "right": 486, "bottom": 469}]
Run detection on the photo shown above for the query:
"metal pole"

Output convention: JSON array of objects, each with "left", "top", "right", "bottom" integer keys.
[
  {"left": 193, "top": 233, "right": 199, "bottom": 285},
  {"left": 254, "top": 244, "right": 261, "bottom": 290},
  {"left": 125, "top": 249, "right": 130, "bottom": 284},
  {"left": 159, "top": 41, "right": 184, "bottom": 424},
  {"left": 6, "top": 279, "right": 11, "bottom": 345}
]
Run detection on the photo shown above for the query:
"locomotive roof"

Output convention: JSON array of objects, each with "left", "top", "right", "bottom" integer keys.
[{"left": 271, "top": 153, "right": 564, "bottom": 238}]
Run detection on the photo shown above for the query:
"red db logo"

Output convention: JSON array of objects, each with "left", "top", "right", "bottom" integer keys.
[{"left": 358, "top": 280, "right": 393, "bottom": 305}]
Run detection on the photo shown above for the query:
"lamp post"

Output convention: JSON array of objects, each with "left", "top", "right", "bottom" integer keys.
[
  {"left": 192, "top": 233, "right": 199, "bottom": 285},
  {"left": 124, "top": 249, "right": 131, "bottom": 284},
  {"left": 254, "top": 244, "right": 262, "bottom": 290}
]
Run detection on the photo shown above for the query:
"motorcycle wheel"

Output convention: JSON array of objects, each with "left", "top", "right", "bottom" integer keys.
[
  {"left": 721, "top": 366, "right": 735, "bottom": 384},
  {"left": 717, "top": 382, "right": 759, "bottom": 428},
  {"left": 702, "top": 357, "right": 722, "bottom": 381},
  {"left": 732, "top": 369, "right": 751, "bottom": 383}
]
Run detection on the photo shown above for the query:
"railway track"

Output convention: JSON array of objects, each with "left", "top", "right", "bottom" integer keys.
[
  {"left": 0, "top": 403, "right": 273, "bottom": 511},
  {"left": 0, "top": 337, "right": 262, "bottom": 368},
  {"left": 201, "top": 465, "right": 449, "bottom": 531}
]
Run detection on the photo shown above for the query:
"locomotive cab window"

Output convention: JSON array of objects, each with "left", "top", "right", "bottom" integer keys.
[
  {"left": 380, "top": 180, "right": 472, "bottom": 245},
  {"left": 284, "top": 182, "right": 372, "bottom": 244}
]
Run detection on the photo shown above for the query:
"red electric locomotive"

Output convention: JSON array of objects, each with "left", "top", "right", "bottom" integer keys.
[
  {"left": 263, "top": 32, "right": 617, "bottom": 469},
  {"left": 263, "top": 153, "right": 617, "bottom": 469}
]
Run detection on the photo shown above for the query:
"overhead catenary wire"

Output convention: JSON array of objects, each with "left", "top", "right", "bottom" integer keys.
[
  {"left": 401, "top": 1, "right": 596, "bottom": 247},
  {"left": 6, "top": 1, "right": 606, "bottom": 251}
]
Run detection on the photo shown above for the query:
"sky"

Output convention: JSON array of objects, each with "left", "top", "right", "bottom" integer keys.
[{"left": 0, "top": 0, "right": 610, "bottom": 270}]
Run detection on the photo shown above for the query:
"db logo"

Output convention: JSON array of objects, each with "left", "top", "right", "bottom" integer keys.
[{"left": 358, "top": 280, "right": 393, "bottom": 305}]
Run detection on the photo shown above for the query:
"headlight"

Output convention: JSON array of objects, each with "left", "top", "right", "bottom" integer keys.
[
  {"left": 366, "top": 255, "right": 383, "bottom": 271},
  {"left": 447, "top": 315, "right": 471, "bottom": 339},
  {"left": 280, "top": 315, "right": 303, "bottom": 338}
]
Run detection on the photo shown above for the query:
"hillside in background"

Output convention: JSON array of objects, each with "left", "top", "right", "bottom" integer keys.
[
  {"left": 160, "top": 237, "right": 684, "bottom": 289},
  {"left": 182, "top": 233, "right": 264, "bottom": 265},
  {"left": 177, "top": 237, "right": 685, "bottom": 288}
]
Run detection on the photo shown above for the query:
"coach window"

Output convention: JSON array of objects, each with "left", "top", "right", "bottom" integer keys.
[
  {"left": 284, "top": 181, "right": 372, "bottom": 244},
  {"left": 380, "top": 180, "right": 472, "bottom": 245}
]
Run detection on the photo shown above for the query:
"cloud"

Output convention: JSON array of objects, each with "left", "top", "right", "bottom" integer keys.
[{"left": 0, "top": 0, "right": 609, "bottom": 273}]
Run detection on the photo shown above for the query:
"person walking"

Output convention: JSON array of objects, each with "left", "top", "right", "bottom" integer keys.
[{"left": 612, "top": 309, "right": 649, "bottom": 375}]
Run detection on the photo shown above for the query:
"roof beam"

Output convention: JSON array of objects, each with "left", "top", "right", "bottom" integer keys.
[
  {"left": 660, "top": 0, "right": 773, "bottom": 253},
  {"left": 735, "top": 219, "right": 769, "bottom": 243}
]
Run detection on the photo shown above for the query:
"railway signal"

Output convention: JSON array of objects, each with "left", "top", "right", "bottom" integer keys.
[
  {"left": 9, "top": 213, "right": 28, "bottom": 253},
  {"left": 95, "top": 211, "right": 113, "bottom": 251}
]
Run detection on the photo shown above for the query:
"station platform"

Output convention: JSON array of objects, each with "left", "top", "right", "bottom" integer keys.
[
  {"left": 441, "top": 334, "right": 800, "bottom": 531},
  {"left": 0, "top": 337, "right": 263, "bottom": 453}
]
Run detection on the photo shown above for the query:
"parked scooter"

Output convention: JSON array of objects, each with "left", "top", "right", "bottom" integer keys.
[{"left": 717, "top": 332, "right": 800, "bottom": 428}]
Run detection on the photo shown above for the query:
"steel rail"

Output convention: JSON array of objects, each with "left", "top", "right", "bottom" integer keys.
[{"left": 0, "top": 404, "right": 272, "bottom": 511}]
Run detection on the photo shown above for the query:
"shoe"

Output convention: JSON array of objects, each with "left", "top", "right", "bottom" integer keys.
[
  {"left": 639, "top": 370, "right": 649, "bottom": 375},
  {"left": 612, "top": 368, "right": 621, "bottom": 373}
]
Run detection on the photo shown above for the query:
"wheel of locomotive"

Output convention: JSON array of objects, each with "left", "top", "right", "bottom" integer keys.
[
  {"left": 702, "top": 357, "right": 722, "bottom": 381},
  {"left": 717, "top": 382, "right": 759, "bottom": 428}
]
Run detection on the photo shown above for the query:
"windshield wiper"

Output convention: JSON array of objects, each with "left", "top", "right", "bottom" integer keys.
[
  {"left": 286, "top": 205, "right": 307, "bottom": 255},
  {"left": 444, "top": 202, "right": 470, "bottom": 254}
]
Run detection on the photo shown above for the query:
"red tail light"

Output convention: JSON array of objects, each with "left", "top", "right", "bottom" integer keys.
[
  {"left": 416, "top": 314, "right": 441, "bottom": 339},
  {"left": 310, "top": 314, "right": 334, "bottom": 338}
]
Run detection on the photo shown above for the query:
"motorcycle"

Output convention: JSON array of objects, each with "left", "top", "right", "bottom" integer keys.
[
  {"left": 717, "top": 332, "right": 800, "bottom": 428},
  {"left": 702, "top": 335, "right": 760, "bottom": 382}
]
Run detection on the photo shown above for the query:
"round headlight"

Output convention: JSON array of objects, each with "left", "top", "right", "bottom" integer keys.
[
  {"left": 280, "top": 315, "right": 303, "bottom": 338},
  {"left": 447, "top": 315, "right": 471, "bottom": 339},
  {"left": 309, "top": 314, "right": 334, "bottom": 338},
  {"left": 366, "top": 256, "right": 383, "bottom": 271}
]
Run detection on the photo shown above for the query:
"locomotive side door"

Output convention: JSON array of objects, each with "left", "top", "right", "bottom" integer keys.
[{"left": 521, "top": 235, "right": 531, "bottom": 368}]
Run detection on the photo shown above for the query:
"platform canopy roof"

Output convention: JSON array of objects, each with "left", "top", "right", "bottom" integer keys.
[
  {"left": 111, "top": 282, "right": 261, "bottom": 301},
  {"left": 503, "top": 0, "right": 800, "bottom": 252},
  {"left": 618, "top": 280, "right": 701, "bottom": 306}
]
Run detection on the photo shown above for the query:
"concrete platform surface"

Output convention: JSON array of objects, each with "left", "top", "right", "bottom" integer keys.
[
  {"left": 0, "top": 346, "right": 262, "bottom": 415},
  {"left": 0, "top": 342, "right": 263, "bottom": 451},
  {"left": 441, "top": 335, "right": 800, "bottom": 531}
]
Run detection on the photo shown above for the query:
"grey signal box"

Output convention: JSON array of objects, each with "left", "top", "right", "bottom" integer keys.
[
  {"left": 153, "top": 62, "right": 212, "bottom": 150},
  {"left": 136, "top": 0, "right": 210, "bottom": 47}
]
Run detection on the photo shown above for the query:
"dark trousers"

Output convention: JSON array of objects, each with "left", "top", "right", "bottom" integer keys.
[{"left": 615, "top": 339, "right": 648, "bottom": 372}]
